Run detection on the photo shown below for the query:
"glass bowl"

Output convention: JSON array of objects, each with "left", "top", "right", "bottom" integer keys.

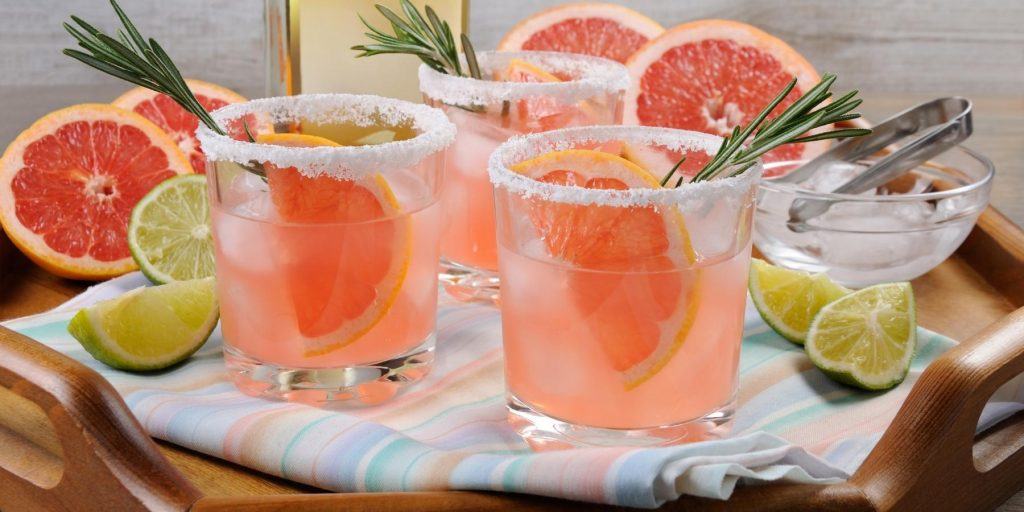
[{"left": 754, "top": 146, "right": 994, "bottom": 288}]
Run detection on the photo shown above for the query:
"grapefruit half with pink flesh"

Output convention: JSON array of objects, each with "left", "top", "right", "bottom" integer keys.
[
  {"left": 625, "top": 20, "right": 828, "bottom": 177},
  {"left": 498, "top": 3, "right": 664, "bottom": 63},
  {"left": 0, "top": 104, "right": 192, "bottom": 279},
  {"left": 113, "top": 79, "right": 266, "bottom": 174}
]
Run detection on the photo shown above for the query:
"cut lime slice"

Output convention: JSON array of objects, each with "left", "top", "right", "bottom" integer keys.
[
  {"left": 352, "top": 129, "right": 397, "bottom": 145},
  {"left": 67, "top": 277, "right": 219, "bottom": 371},
  {"left": 806, "top": 282, "right": 916, "bottom": 391},
  {"left": 749, "top": 259, "right": 851, "bottom": 344},
  {"left": 128, "top": 174, "right": 214, "bottom": 284}
]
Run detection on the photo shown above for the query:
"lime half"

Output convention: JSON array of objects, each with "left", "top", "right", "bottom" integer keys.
[
  {"left": 67, "top": 277, "right": 219, "bottom": 371},
  {"left": 806, "top": 282, "right": 917, "bottom": 391},
  {"left": 749, "top": 259, "right": 851, "bottom": 344},
  {"left": 128, "top": 174, "right": 214, "bottom": 284}
]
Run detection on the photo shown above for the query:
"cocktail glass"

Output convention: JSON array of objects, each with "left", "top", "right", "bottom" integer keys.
[
  {"left": 489, "top": 125, "right": 761, "bottom": 448},
  {"left": 196, "top": 94, "right": 455, "bottom": 405},
  {"left": 420, "top": 51, "right": 630, "bottom": 302}
]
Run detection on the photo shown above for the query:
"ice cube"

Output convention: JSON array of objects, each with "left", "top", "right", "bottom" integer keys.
[
  {"left": 684, "top": 199, "right": 746, "bottom": 260},
  {"left": 801, "top": 162, "right": 867, "bottom": 194},
  {"left": 880, "top": 173, "right": 932, "bottom": 195},
  {"left": 447, "top": 109, "right": 507, "bottom": 180},
  {"left": 225, "top": 168, "right": 269, "bottom": 198},
  {"left": 231, "top": 196, "right": 274, "bottom": 219},
  {"left": 813, "top": 199, "right": 938, "bottom": 272},
  {"left": 519, "top": 237, "right": 549, "bottom": 262},
  {"left": 931, "top": 195, "right": 972, "bottom": 223},
  {"left": 816, "top": 200, "right": 933, "bottom": 231},
  {"left": 211, "top": 207, "right": 276, "bottom": 273},
  {"left": 385, "top": 168, "right": 431, "bottom": 209}
]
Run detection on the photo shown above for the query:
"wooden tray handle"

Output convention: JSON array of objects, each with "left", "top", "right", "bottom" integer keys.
[
  {"left": 0, "top": 325, "right": 201, "bottom": 512},
  {"left": 4, "top": 308, "right": 1024, "bottom": 511},
  {"left": 852, "top": 306, "right": 1024, "bottom": 511}
]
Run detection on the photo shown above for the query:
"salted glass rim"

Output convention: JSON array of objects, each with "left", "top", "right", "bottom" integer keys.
[
  {"left": 758, "top": 146, "right": 995, "bottom": 203},
  {"left": 487, "top": 125, "right": 763, "bottom": 208},
  {"left": 196, "top": 93, "right": 456, "bottom": 178},
  {"left": 418, "top": 50, "right": 630, "bottom": 107}
]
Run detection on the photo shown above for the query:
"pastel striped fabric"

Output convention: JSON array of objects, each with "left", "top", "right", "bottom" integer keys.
[{"left": 5, "top": 273, "right": 959, "bottom": 508}]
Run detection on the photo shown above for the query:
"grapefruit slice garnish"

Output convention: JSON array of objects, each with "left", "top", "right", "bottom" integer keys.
[
  {"left": 624, "top": 19, "right": 828, "bottom": 175},
  {"left": 503, "top": 58, "right": 563, "bottom": 83},
  {"left": 621, "top": 142, "right": 711, "bottom": 181},
  {"left": 0, "top": 104, "right": 191, "bottom": 280},
  {"left": 500, "top": 58, "right": 606, "bottom": 133},
  {"left": 498, "top": 3, "right": 664, "bottom": 63},
  {"left": 256, "top": 133, "right": 411, "bottom": 356},
  {"left": 509, "top": 149, "right": 700, "bottom": 389},
  {"left": 112, "top": 79, "right": 268, "bottom": 174},
  {"left": 500, "top": 58, "right": 574, "bottom": 131}
]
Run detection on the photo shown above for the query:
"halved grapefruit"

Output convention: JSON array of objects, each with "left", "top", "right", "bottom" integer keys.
[
  {"left": 256, "top": 133, "right": 411, "bottom": 356},
  {"left": 113, "top": 79, "right": 259, "bottom": 174},
  {"left": 0, "top": 104, "right": 192, "bottom": 279},
  {"left": 498, "top": 3, "right": 664, "bottom": 64},
  {"left": 624, "top": 20, "right": 828, "bottom": 175},
  {"left": 510, "top": 149, "right": 700, "bottom": 389}
]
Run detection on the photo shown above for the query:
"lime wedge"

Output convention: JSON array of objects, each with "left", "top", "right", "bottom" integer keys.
[
  {"left": 806, "top": 282, "right": 917, "bottom": 391},
  {"left": 352, "top": 129, "right": 397, "bottom": 146},
  {"left": 67, "top": 277, "right": 219, "bottom": 371},
  {"left": 128, "top": 174, "right": 214, "bottom": 284},
  {"left": 749, "top": 259, "right": 851, "bottom": 344}
]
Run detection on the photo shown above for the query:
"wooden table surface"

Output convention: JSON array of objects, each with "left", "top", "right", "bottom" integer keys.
[{"left": 1, "top": 91, "right": 1023, "bottom": 509}]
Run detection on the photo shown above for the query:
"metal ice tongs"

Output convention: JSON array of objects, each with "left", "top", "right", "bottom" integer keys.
[{"left": 782, "top": 97, "right": 973, "bottom": 230}]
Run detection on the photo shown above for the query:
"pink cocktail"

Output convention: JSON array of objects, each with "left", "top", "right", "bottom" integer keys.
[
  {"left": 419, "top": 51, "right": 629, "bottom": 301},
  {"left": 197, "top": 95, "right": 454, "bottom": 405},
  {"left": 489, "top": 126, "right": 760, "bottom": 448}
]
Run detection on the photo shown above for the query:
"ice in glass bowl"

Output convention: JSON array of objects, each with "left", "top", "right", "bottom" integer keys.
[{"left": 754, "top": 146, "right": 994, "bottom": 288}]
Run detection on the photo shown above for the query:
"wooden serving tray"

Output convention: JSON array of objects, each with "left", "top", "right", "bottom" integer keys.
[{"left": 1, "top": 205, "right": 1023, "bottom": 512}]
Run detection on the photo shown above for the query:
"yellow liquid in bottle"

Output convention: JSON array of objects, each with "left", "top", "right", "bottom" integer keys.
[{"left": 268, "top": 0, "right": 468, "bottom": 102}]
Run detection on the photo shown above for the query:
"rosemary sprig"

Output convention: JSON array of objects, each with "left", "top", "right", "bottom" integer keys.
[
  {"left": 353, "top": 0, "right": 481, "bottom": 80},
  {"left": 353, "top": 1, "right": 493, "bottom": 114},
  {"left": 63, "top": 0, "right": 222, "bottom": 135},
  {"left": 664, "top": 73, "right": 871, "bottom": 186},
  {"left": 62, "top": 0, "right": 266, "bottom": 178}
]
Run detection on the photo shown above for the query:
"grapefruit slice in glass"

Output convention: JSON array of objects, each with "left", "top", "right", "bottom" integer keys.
[
  {"left": 624, "top": 19, "right": 828, "bottom": 175},
  {"left": 0, "top": 104, "right": 192, "bottom": 279},
  {"left": 499, "top": 58, "right": 609, "bottom": 134},
  {"left": 113, "top": 79, "right": 265, "bottom": 174},
  {"left": 500, "top": 58, "right": 578, "bottom": 131},
  {"left": 256, "top": 133, "right": 411, "bottom": 356},
  {"left": 498, "top": 3, "right": 664, "bottom": 63},
  {"left": 510, "top": 149, "right": 700, "bottom": 389}
]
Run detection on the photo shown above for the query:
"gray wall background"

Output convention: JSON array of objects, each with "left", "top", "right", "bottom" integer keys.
[
  {"left": 4, "top": 0, "right": 1022, "bottom": 97},
  {"left": 0, "top": 0, "right": 1021, "bottom": 223}
]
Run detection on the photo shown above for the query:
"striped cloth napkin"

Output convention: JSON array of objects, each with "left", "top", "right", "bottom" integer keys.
[{"left": 5, "top": 272, "right": 978, "bottom": 508}]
